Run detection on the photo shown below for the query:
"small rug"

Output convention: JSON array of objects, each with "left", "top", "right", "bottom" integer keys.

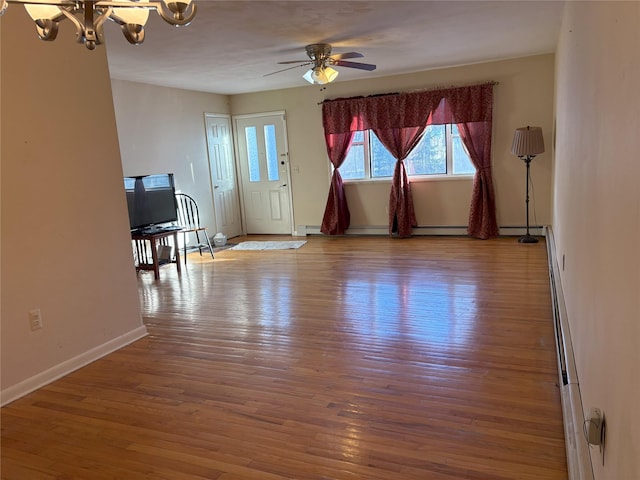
[{"left": 230, "top": 240, "right": 307, "bottom": 251}]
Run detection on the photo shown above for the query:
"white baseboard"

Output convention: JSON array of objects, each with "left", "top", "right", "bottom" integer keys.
[
  {"left": 299, "top": 225, "right": 546, "bottom": 237},
  {"left": 546, "top": 226, "right": 594, "bottom": 480},
  {"left": 1, "top": 326, "right": 148, "bottom": 406}
]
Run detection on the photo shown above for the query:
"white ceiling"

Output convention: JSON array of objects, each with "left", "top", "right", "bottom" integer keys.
[{"left": 104, "top": 1, "right": 565, "bottom": 95}]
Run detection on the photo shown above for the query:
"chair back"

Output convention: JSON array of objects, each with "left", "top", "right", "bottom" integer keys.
[{"left": 175, "top": 193, "right": 202, "bottom": 231}]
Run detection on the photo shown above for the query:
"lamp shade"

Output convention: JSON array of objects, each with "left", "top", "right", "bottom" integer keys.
[{"left": 511, "top": 126, "right": 545, "bottom": 157}]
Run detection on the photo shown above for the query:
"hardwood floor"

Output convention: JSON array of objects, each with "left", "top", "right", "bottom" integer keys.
[{"left": 1, "top": 235, "right": 567, "bottom": 479}]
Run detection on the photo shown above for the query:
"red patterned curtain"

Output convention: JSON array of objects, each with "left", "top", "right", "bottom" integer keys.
[
  {"left": 443, "top": 84, "right": 497, "bottom": 238},
  {"left": 320, "top": 131, "right": 355, "bottom": 235},
  {"left": 321, "top": 83, "right": 496, "bottom": 238},
  {"left": 372, "top": 127, "right": 425, "bottom": 236},
  {"left": 457, "top": 122, "right": 497, "bottom": 239}
]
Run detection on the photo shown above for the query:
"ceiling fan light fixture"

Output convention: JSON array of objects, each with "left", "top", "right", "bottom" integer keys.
[
  {"left": 303, "top": 66, "right": 339, "bottom": 85},
  {"left": 271, "top": 43, "right": 374, "bottom": 85}
]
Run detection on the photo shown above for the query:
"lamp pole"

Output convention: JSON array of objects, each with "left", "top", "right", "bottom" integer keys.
[
  {"left": 519, "top": 154, "right": 538, "bottom": 244},
  {"left": 511, "top": 125, "right": 543, "bottom": 244}
]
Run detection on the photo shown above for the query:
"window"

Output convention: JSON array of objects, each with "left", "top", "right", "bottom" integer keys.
[
  {"left": 263, "top": 124, "right": 280, "bottom": 182},
  {"left": 340, "top": 124, "right": 475, "bottom": 180},
  {"left": 245, "top": 126, "right": 260, "bottom": 182}
]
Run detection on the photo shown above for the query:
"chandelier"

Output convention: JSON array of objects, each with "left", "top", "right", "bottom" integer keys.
[{"left": 0, "top": 1, "right": 197, "bottom": 50}]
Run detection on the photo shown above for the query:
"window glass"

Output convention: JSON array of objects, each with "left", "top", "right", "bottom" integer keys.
[
  {"left": 406, "top": 125, "right": 446, "bottom": 175},
  {"left": 341, "top": 145, "right": 365, "bottom": 179},
  {"left": 264, "top": 124, "right": 280, "bottom": 181},
  {"left": 370, "top": 133, "right": 395, "bottom": 178},
  {"left": 451, "top": 125, "right": 475, "bottom": 174},
  {"left": 340, "top": 131, "right": 365, "bottom": 180},
  {"left": 339, "top": 124, "right": 475, "bottom": 180},
  {"left": 245, "top": 126, "right": 260, "bottom": 182},
  {"left": 370, "top": 126, "right": 447, "bottom": 176}
]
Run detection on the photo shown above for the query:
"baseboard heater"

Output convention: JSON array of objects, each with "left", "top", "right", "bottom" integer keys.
[
  {"left": 545, "top": 226, "right": 594, "bottom": 480},
  {"left": 297, "top": 225, "right": 546, "bottom": 237}
]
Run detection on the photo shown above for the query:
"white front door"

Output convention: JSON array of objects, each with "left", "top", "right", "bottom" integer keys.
[
  {"left": 205, "top": 114, "right": 242, "bottom": 239},
  {"left": 234, "top": 113, "right": 293, "bottom": 234}
]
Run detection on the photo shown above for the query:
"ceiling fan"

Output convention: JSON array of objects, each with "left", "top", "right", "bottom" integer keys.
[{"left": 266, "top": 43, "right": 376, "bottom": 85}]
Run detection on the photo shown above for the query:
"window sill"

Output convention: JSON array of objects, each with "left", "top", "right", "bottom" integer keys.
[{"left": 343, "top": 174, "right": 475, "bottom": 185}]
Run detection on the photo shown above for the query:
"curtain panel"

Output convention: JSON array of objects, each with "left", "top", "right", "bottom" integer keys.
[
  {"left": 320, "top": 131, "right": 354, "bottom": 235},
  {"left": 372, "top": 126, "right": 425, "bottom": 236},
  {"left": 321, "top": 83, "right": 497, "bottom": 238}
]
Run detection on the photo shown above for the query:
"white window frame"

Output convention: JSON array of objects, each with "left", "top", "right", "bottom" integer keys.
[{"left": 340, "top": 124, "right": 475, "bottom": 183}]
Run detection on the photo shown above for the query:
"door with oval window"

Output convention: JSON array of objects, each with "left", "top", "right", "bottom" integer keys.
[{"left": 234, "top": 113, "right": 293, "bottom": 234}]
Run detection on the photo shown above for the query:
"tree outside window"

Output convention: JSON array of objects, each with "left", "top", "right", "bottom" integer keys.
[{"left": 341, "top": 124, "right": 474, "bottom": 180}]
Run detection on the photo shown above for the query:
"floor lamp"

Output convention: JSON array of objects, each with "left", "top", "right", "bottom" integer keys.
[{"left": 511, "top": 126, "right": 545, "bottom": 244}]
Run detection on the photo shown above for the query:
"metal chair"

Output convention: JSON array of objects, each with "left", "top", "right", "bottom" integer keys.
[{"left": 175, "top": 193, "right": 214, "bottom": 265}]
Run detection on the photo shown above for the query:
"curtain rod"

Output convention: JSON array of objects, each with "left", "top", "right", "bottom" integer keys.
[{"left": 319, "top": 81, "right": 499, "bottom": 105}]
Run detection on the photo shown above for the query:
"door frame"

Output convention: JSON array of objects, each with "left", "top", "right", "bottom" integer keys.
[
  {"left": 232, "top": 111, "right": 295, "bottom": 235},
  {"left": 204, "top": 113, "right": 244, "bottom": 237}
]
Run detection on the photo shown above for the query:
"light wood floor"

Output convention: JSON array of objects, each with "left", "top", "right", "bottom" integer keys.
[{"left": 1, "top": 235, "right": 567, "bottom": 479}]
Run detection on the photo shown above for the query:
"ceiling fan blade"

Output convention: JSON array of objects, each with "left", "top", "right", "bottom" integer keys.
[
  {"left": 277, "top": 60, "right": 311, "bottom": 65},
  {"left": 263, "top": 63, "right": 312, "bottom": 77},
  {"left": 331, "top": 52, "right": 364, "bottom": 60},
  {"left": 333, "top": 60, "right": 377, "bottom": 71}
]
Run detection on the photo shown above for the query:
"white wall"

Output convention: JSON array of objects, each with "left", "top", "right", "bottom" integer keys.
[
  {"left": 553, "top": 2, "right": 639, "bottom": 479},
  {"left": 1, "top": 9, "right": 145, "bottom": 401},
  {"left": 231, "top": 55, "right": 555, "bottom": 232},
  {"left": 111, "top": 79, "right": 230, "bottom": 238}
]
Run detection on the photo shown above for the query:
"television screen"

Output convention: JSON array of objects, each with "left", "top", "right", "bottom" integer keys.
[{"left": 124, "top": 174, "right": 178, "bottom": 231}]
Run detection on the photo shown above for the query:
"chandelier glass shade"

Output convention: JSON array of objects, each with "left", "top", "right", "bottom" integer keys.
[
  {"left": 303, "top": 65, "right": 339, "bottom": 85},
  {"left": 0, "top": 0, "right": 197, "bottom": 50}
]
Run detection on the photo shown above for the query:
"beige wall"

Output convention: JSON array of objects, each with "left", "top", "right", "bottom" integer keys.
[
  {"left": 111, "top": 80, "right": 230, "bottom": 236},
  {"left": 1, "top": 10, "right": 145, "bottom": 399},
  {"left": 4, "top": 7, "right": 638, "bottom": 476},
  {"left": 231, "top": 55, "right": 555, "bottom": 232},
  {"left": 554, "top": 2, "right": 639, "bottom": 479},
  {"left": 111, "top": 56, "right": 554, "bottom": 235}
]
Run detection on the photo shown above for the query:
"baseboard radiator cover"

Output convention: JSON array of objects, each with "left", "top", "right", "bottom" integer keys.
[
  {"left": 1, "top": 326, "right": 148, "bottom": 407},
  {"left": 300, "top": 225, "right": 546, "bottom": 237},
  {"left": 545, "top": 226, "right": 594, "bottom": 480}
]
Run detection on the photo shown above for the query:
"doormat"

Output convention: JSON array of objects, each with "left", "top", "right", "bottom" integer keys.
[{"left": 230, "top": 241, "right": 307, "bottom": 251}]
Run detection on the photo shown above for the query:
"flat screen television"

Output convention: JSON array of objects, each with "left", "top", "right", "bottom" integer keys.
[{"left": 124, "top": 174, "right": 178, "bottom": 232}]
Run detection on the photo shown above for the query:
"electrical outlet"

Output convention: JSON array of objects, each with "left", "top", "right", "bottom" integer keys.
[{"left": 29, "top": 309, "right": 43, "bottom": 331}]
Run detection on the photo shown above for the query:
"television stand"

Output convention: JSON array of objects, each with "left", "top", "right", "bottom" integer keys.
[{"left": 131, "top": 230, "right": 181, "bottom": 280}]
